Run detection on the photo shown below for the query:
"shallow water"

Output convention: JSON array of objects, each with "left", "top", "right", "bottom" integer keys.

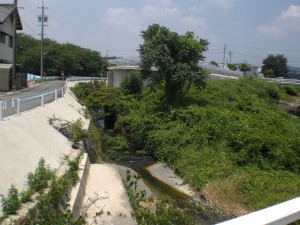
[{"left": 106, "top": 156, "right": 218, "bottom": 224}]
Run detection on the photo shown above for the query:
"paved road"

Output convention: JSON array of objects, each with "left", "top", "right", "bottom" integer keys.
[{"left": 0, "top": 81, "right": 65, "bottom": 118}]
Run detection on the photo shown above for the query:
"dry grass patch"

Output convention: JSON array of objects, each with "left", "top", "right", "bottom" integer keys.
[{"left": 201, "top": 175, "right": 250, "bottom": 219}]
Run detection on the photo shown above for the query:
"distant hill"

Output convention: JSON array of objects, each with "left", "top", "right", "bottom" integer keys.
[{"left": 288, "top": 66, "right": 300, "bottom": 79}]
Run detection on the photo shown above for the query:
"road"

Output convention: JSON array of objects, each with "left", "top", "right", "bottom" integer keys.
[{"left": 0, "top": 80, "right": 65, "bottom": 118}]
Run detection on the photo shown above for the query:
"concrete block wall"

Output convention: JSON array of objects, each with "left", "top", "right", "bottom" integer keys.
[
  {"left": 1, "top": 152, "right": 90, "bottom": 224},
  {"left": 69, "top": 152, "right": 90, "bottom": 219}
]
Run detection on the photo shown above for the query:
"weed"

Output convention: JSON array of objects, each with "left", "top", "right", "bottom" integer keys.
[
  {"left": 0, "top": 185, "right": 20, "bottom": 215},
  {"left": 27, "top": 158, "right": 54, "bottom": 193}
]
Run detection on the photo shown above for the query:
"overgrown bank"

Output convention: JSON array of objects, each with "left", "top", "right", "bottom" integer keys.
[{"left": 72, "top": 78, "right": 300, "bottom": 220}]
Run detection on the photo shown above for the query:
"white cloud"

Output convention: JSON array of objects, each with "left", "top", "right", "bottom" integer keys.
[
  {"left": 142, "top": 4, "right": 181, "bottom": 19},
  {"left": 279, "top": 5, "right": 300, "bottom": 20},
  {"left": 210, "top": 0, "right": 236, "bottom": 11},
  {"left": 182, "top": 16, "right": 207, "bottom": 29},
  {"left": 257, "top": 4, "right": 300, "bottom": 37},
  {"left": 256, "top": 25, "right": 284, "bottom": 36},
  {"left": 188, "top": 6, "right": 204, "bottom": 13},
  {"left": 104, "top": 8, "right": 136, "bottom": 26}
]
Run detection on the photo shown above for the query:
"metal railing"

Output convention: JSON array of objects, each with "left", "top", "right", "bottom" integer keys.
[
  {"left": 264, "top": 77, "right": 300, "bottom": 85},
  {"left": 0, "top": 77, "right": 107, "bottom": 120},
  {"left": 0, "top": 98, "right": 7, "bottom": 120}
]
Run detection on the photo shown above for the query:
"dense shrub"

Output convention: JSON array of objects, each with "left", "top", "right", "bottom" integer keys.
[
  {"left": 83, "top": 87, "right": 131, "bottom": 128},
  {"left": 74, "top": 77, "right": 300, "bottom": 211},
  {"left": 27, "top": 158, "right": 54, "bottom": 192},
  {"left": 283, "top": 85, "right": 298, "bottom": 96},
  {"left": 71, "top": 81, "right": 105, "bottom": 102},
  {"left": 115, "top": 77, "right": 300, "bottom": 210},
  {"left": 120, "top": 71, "right": 143, "bottom": 97},
  {"left": 0, "top": 185, "right": 20, "bottom": 215}
]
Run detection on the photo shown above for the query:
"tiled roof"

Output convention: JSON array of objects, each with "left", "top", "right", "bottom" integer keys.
[{"left": 0, "top": 4, "right": 22, "bottom": 30}]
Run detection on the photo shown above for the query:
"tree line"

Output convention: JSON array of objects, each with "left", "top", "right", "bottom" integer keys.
[{"left": 16, "top": 33, "right": 107, "bottom": 77}]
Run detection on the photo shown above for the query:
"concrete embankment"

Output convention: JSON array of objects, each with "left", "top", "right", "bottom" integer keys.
[
  {"left": 81, "top": 164, "right": 137, "bottom": 225},
  {"left": 0, "top": 83, "right": 137, "bottom": 224},
  {"left": 0, "top": 87, "right": 88, "bottom": 202},
  {"left": 146, "top": 162, "right": 196, "bottom": 197}
]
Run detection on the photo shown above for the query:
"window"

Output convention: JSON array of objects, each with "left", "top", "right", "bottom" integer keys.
[
  {"left": 0, "top": 32, "right": 5, "bottom": 44},
  {"left": 9, "top": 36, "right": 13, "bottom": 48}
]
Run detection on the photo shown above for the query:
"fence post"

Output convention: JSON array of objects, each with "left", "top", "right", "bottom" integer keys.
[
  {"left": 17, "top": 99, "right": 20, "bottom": 115},
  {"left": 4, "top": 98, "right": 7, "bottom": 109},
  {"left": 0, "top": 101, "right": 3, "bottom": 120},
  {"left": 41, "top": 94, "right": 44, "bottom": 107},
  {"left": 55, "top": 89, "right": 58, "bottom": 101}
]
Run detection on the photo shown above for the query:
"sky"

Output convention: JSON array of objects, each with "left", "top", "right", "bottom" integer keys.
[{"left": 2, "top": 0, "right": 300, "bottom": 67}]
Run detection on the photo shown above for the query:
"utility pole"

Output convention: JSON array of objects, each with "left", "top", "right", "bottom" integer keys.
[
  {"left": 228, "top": 51, "right": 233, "bottom": 64},
  {"left": 223, "top": 43, "right": 227, "bottom": 68},
  {"left": 38, "top": 2, "right": 48, "bottom": 79},
  {"left": 12, "top": 0, "right": 17, "bottom": 88}
]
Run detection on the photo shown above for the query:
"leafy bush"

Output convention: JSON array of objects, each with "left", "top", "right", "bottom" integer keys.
[
  {"left": 49, "top": 117, "right": 88, "bottom": 147},
  {"left": 105, "top": 134, "right": 129, "bottom": 153},
  {"left": 20, "top": 189, "right": 33, "bottom": 203},
  {"left": 71, "top": 81, "right": 105, "bottom": 102},
  {"left": 27, "top": 158, "right": 54, "bottom": 192},
  {"left": 69, "top": 119, "right": 88, "bottom": 146},
  {"left": 283, "top": 85, "right": 298, "bottom": 96},
  {"left": 114, "top": 77, "right": 300, "bottom": 211},
  {"left": 0, "top": 185, "right": 20, "bottom": 215},
  {"left": 84, "top": 87, "right": 130, "bottom": 128},
  {"left": 120, "top": 71, "right": 143, "bottom": 97}
]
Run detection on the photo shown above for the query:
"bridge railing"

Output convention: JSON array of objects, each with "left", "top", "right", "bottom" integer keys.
[
  {"left": 264, "top": 77, "right": 300, "bottom": 85},
  {"left": 217, "top": 197, "right": 300, "bottom": 225},
  {"left": 0, "top": 77, "right": 106, "bottom": 120},
  {"left": 0, "top": 97, "right": 7, "bottom": 120}
]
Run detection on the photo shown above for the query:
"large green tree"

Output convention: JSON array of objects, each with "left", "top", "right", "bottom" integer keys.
[
  {"left": 16, "top": 33, "right": 106, "bottom": 77},
  {"left": 139, "top": 24, "right": 209, "bottom": 106},
  {"left": 239, "top": 63, "right": 251, "bottom": 74},
  {"left": 262, "top": 54, "right": 288, "bottom": 78}
]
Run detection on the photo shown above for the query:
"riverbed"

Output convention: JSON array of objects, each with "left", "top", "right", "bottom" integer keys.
[{"left": 107, "top": 156, "right": 219, "bottom": 224}]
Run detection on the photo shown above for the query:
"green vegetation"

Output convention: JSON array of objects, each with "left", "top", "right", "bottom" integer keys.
[
  {"left": 0, "top": 185, "right": 20, "bottom": 216},
  {"left": 73, "top": 77, "right": 300, "bottom": 217},
  {"left": 210, "top": 61, "right": 219, "bottom": 67},
  {"left": 48, "top": 117, "right": 88, "bottom": 148},
  {"left": 120, "top": 71, "right": 143, "bottom": 98},
  {"left": 139, "top": 24, "right": 209, "bottom": 106},
  {"left": 239, "top": 63, "right": 251, "bottom": 74},
  {"left": 70, "top": 80, "right": 106, "bottom": 103},
  {"left": 227, "top": 64, "right": 237, "bottom": 71},
  {"left": 27, "top": 158, "right": 55, "bottom": 193},
  {"left": 16, "top": 33, "right": 107, "bottom": 77},
  {"left": 262, "top": 54, "right": 288, "bottom": 78},
  {"left": 0, "top": 156, "right": 85, "bottom": 224},
  {"left": 124, "top": 170, "right": 193, "bottom": 225}
]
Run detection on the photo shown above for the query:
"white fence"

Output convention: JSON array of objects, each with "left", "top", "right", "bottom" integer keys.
[
  {"left": 0, "top": 77, "right": 106, "bottom": 120},
  {"left": 217, "top": 197, "right": 300, "bottom": 225}
]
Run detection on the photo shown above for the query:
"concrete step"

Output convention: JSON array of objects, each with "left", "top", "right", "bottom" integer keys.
[{"left": 82, "top": 163, "right": 137, "bottom": 225}]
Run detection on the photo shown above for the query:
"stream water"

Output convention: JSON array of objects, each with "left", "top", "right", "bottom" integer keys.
[{"left": 105, "top": 155, "right": 218, "bottom": 225}]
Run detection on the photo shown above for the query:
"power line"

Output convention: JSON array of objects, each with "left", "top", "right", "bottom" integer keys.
[
  {"left": 20, "top": 17, "right": 38, "bottom": 36},
  {"left": 228, "top": 44, "right": 300, "bottom": 53},
  {"left": 231, "top": 51, "right": 263, "bottom": 59}
]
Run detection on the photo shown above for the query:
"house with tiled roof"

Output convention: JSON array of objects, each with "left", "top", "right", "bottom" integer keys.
[{"left": 0, "top": 4, "right": 22, "bottom": 91}]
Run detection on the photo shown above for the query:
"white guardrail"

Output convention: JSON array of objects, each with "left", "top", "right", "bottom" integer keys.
[
  {"left": 217, "top": 197, "right": 300, "bottom": 225},
  {"left": 0, "top": 77, "right": 106, "bottom": 120}
]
